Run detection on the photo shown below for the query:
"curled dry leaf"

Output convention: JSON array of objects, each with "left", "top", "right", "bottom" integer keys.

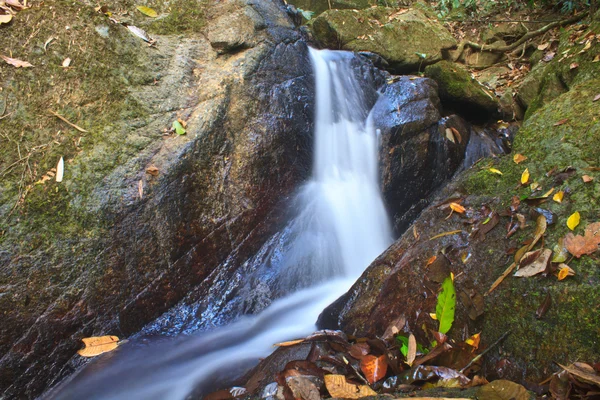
[
  {"left": 557, "top": 264, "right": 575, "bottom": 280},
  {"left": 78, "top": 335, "right": 120, "bottom": 357},
  {"left": 449, "top": 202, "right": 466, "bottom": 214},
  {"left": 514, "top": 249, "right": 551, "bottom": 277},
  {"left": 1, "top": 54, "right": 33, "bottom": 68},
  {"left": 145, "top": 166, "right": 159, "bottom": 176},
  {"left": 445, "top": 128, "right": 456, "bottom": 144},
  {"left": 324, "top": 374, "right": 376, "bottom": 399},
  {"left": 564, "top": 222, "right": 600, "bottom": 258}
]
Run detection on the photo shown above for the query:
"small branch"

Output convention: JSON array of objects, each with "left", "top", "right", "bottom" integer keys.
[
  {"left": 447, "top": 12, "right": 588, "bottom": 61},
  {"left": 460, "top": 331, "right": 511, "bottom": 374},
  {"left": 48, "top": 110, "right": 89, "bottom": 133}
]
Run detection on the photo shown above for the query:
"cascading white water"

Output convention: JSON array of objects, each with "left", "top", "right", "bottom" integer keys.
[{"left": 44, "top": 48, "right": 392, "bottom": 400}]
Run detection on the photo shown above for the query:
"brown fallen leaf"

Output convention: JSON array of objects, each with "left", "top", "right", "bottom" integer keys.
[
  {"left": 78, "top": 335, "right": 120, "bottom": 357},
  {"left": 1, "top": 54, "right": 33, "bottom": 68},
  {"left": 488, "top": 215, "right": 547, "bottom": 294},
  {"left": 324, "top": 374, "right": 376, "bottom": 399},
  {"left": 477, "top": 379, "right": 530, "bottom": 399},
  {"left": 569, "top": 62, "right": 579, "bottom": 69},
  {"left": 450, "top": 127, "right": 462, "bottom": 144},
  {"left": 582, "top": 175, "right": 593, "bottom": 183},
  {"left": 449, "top": 202, "right": 466, "bottom": 214},
  {"left": 514, "top": 248, "right": 551, "bottom": 277},
  {"left": 146, "top": 166, "right": 159, "bottom": 176},
  {"left": 593, "top": 94, "right": 600, "bottom": 102},
  {"left": 553, "top": 118, "right": 569, "bottom": 126},
  {"left": 558, "top": 363, "right": 600, "bottom": 386},
  {"left": 564, "top": 222, "right": 600, "bottom": 258},
  {"left": 535, "top": 292, "right": 552, "bottom": 319},
  {"left": 273, "top": 339, "right": 305, "bottom": 347},
  {"left": 360, "top": 354, "right": 388, "bottom": 384}
]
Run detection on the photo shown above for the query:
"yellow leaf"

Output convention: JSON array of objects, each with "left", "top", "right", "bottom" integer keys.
[
  {"left": 78, "top": 335, "right": 120, "bottom": 357},
  {"left": 0, "top": 14, "right": 13, "bottom": 24},
  {"left": 465, "top": 332, "right": 481, "bottom": 349},
  {"left": 567, "top": 211, "right": 580, "bottom": 230},
  {"left": 429, "top": 313, "right": 438, "bottom": 320},
  {"left": 488, "top": 168, "right": 503, "bottom": 175},
  {"left": 136, "top": 5, "right": 158, "bottom": 17},
  {"left": 324, "top": 374, "right": 376, "bottom": 399},
  {"left": 553, "top": 191, "right": 564, "bottom": 203},
  {"left": 429, "top": 230, "right": 463, "bottom": 240},
  {"left": 521, "top": 168, "right": 530, "bottom": 185},
  {"left": 530, "top": 182, "right": 539, "bottom": 190},
  {"left": 450, "top": 271, "right": 455, "bottom": 281},
  {"left": 273, "top": 339, "right": 305, "bottom": 347},
  {"left": 449, "top": 202, "right": 466, "bottom": 213},
  {"left": 542, "top": 187, "right": 554, "bottom": 198},
  {"left": 513, "top": 154, "right": 527, "bottom": 164},
  {"left": 557, "top": 264, "right": 574, "bottom": 281}
]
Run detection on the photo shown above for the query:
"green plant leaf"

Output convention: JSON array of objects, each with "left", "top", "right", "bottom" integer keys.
[
  {"left": 397, "top": 335, "right": 409, "bottom": 357},
  {"left": 172, "top": 120, "right": 186, "bottom": 135},
  {"left": 435, "top": 276, "right": 456, "bottom": 334}
]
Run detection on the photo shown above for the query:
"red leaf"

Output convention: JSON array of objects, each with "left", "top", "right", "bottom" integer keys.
[{"left": 360, "top": 355, "right": 388, "bottom": 384}]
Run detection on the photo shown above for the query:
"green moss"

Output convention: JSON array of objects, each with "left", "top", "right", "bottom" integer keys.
[{"left": 148, "top": 0, "right": 209, "bottom": 35}]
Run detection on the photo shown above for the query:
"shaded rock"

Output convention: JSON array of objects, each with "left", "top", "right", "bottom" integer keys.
[
  {"left": 463, "top": 46, "right": 506, "bottom": 69},
  {"left": 0, "top": 0, "right": 313, "bottom": 398},
  {"left": 481, "top": 22, "right": 528, "bottom": 45},
  {"left": 309, "top": 7, "right": 456, "bottom": 72},
  {"left": 287, "top": 0, "right": 379, "bottom": 16},
  {"left": 318, "top": 76, "right": 600, "bottom": 385},
  {"left": 424, "top": 60, "right": 500, "bottom": 121}
]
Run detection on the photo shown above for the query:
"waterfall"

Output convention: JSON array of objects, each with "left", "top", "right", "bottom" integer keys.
[{"left": 43, "top": 48, "right": 392, "bottom": 400}]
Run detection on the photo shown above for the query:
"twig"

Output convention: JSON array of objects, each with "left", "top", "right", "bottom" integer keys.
[
  {"left": 48, "top": 110, "right": 89, "bottom": 133},
  {"left": 0, "top": 111, "right": 14, "bottom": 121},
  {"left": 459, "top": 331, "right": 511, "bottom": 374},
  {"left": 447, "top": 12, "right": 588, "bottom": 61}
]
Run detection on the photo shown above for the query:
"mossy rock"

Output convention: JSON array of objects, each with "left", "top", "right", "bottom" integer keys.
[
  {"left": 309, "top": 7, "right": 456, "bottom": 72},
  {"left": 424, "top": 60, "right": 499, "bottom": 121}
]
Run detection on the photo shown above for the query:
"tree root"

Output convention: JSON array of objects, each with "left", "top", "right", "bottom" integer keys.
[{"left": 446, "top": 12, "right": 589, "bottom": 62}]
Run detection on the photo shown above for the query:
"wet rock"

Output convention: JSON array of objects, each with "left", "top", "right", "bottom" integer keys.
[
  {"left": 319, "top": 75, "right": 600, "bottom": 385},
  {"left": 424, "top": 61, "right": 500, "bottom": 122},
  {"left": 309, "top": 7, "right": 456, "bottom": 73},
  {"left": 372, "top": 77, "right": 472, "bottom": 233}
]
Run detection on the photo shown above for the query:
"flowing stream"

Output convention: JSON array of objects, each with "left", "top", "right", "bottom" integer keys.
[{"left": 44, "top": 48, "right": 392, "bottom": 400}]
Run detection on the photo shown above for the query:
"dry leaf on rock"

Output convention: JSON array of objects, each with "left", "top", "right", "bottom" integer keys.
[
  {"left": 136, "top": 5, "right": 157, "bottom": 17},
  {"left": 146, "top": 166, "right": 159, "bottom": 176},
  {"left": 514, "top": 248, "right": 551, "bottom": 277},
  {"left": 449, "top": 202, "right": 466, "bottom": 214},
  {"left": 407, "top": 334, "right": 417, "bottom": 366},
  {"left": 1, "top": 54, "right": 33, "bottom": 68},
  {"left": 554, "top": 118, "right": 569, "bottom": 126},
  {"left": 78, "top": 335, "right": 120, "bottom": 357},
  {"left": 582, "top": 175, "right": 593, "bottom": 183},
  {"left": 324, "top": 374, "right": 376, "bottom": 399},
  {"left": 559, "top": 363, "right": 600, "bottom": 386},
  {"left": 564, "top": 222, "right": 600, "bottom": 258},
  {"left": 477, "top": 379, "right": 530, "bottom": 400}
]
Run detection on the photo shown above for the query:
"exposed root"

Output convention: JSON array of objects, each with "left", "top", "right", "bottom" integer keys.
[{"left": 447, "top": 12, "right": 589, "bottom": 62}]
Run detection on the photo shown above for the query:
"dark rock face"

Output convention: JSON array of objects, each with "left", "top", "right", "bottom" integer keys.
[
  {"left": 373, "top": 77, "right": 479, "bottom": 234},
  {"left": 0, "top": 0, "right": 316, "bottom": 398}
]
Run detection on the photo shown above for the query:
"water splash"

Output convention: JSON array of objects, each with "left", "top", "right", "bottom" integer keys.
[{"left": 43, "top": 48, "right": 392, "bottom": 400}]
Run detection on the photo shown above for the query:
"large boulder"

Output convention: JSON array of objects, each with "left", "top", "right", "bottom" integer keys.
[
  {"left": 319, "top": 74, "right": 600, "bottom": 385},
  {"left": 309, "top": 7, "right": 457, "bottom": 72},
  {"left": 424, "top": 60, "right": 500, "bottom": 121},
  {"left": 0, "top": 0, "right": 315, "bottom": 397}
]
